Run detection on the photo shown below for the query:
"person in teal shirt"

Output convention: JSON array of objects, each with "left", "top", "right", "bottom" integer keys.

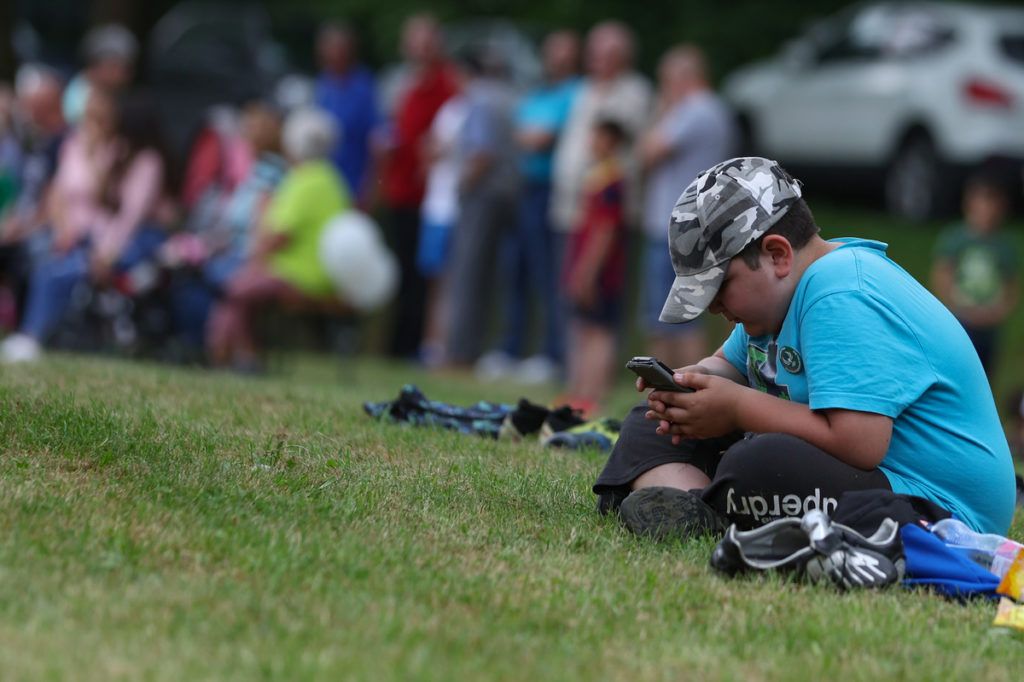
[{"left": 479, "top": 31, "right": 582, "bottom": 379}]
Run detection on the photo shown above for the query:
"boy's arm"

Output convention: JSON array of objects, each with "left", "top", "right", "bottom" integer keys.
[
  {"left": 689, "top": 347, "right": 746, "bottom": 383},
  {"left": 648, "top": 374, "right": 893, "bottom": 470}
]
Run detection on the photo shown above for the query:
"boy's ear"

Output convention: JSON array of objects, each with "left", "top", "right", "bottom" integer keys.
[{"left": 761, "top": 235, "right": 794, "bottom": 276}]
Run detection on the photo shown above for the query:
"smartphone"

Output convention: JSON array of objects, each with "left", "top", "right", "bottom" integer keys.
[{"left": 625, "top": 356, "right": 695, "bottom": 393}]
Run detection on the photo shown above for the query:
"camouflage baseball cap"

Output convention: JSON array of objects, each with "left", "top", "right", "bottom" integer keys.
[{"left": 659, "top": 157, "right": 803, "bottom": 323}]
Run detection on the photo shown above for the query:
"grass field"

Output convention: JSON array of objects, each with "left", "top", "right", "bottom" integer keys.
[{"left": 1, "top": 203, "right": 1024, "bottom": 680}]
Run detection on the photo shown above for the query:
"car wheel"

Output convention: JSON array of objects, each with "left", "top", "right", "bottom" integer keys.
[{"left": 885, "top": 134, "right": 950, "bottom": 222}]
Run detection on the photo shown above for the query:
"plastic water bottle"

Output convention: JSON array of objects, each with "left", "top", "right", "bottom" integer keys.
[{"left": 931, "top": 518, "right": 1024, "bottom": 578}]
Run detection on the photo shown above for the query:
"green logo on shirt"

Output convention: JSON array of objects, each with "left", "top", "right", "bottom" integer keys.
[
  {"left": 746, "top": 342, "right": 791, "bottom": 400},
  {"left": 779, "top": 346, "right": 803, "bottom": 374}
]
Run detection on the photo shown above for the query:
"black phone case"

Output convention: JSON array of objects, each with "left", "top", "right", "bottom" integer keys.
[{"left": 625, "top": 357, "right": 694, "bottom": 392}]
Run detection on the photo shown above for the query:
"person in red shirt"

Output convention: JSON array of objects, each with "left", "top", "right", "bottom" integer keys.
[
  {"left": 562, "top": 119, "right": 628, "bottom": 414},
  {"left": 377, "top": 14, "right": 459, "bottom": 358}
]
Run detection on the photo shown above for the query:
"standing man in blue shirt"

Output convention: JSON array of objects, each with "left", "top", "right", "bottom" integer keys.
[
  {"left": 477, "top": 30, "right": 581, "bottom": 384},
  {"left": 314, "top": 22, "right": 378, "bottom": 206},
  {"left": 594, "top": 157, "right": 1016, "bottom": 537}
]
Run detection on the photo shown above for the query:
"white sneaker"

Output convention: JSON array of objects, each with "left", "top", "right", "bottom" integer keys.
[
  {"left": 515, "top": 354, "right": 562, "bottom": 385},
  {"left": 474, "top": 350, "right": 516, "bottom": 382},
  {"left": 0, "top": 333, "right": 42, "bottom": 364}
]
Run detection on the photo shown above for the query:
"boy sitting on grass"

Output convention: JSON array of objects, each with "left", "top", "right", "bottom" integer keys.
[{"left": 594, "top": 157, "right": 1016, "bottom": 538}]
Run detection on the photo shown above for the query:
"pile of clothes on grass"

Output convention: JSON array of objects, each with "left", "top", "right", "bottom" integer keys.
[{"left": 363, "top": 384, "right": 621, "bottom": 451}]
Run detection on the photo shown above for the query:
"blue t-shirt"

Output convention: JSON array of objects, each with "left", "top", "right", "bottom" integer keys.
[
  {"left": 516, "top": 78, "right": 581, "bottom": 182},
  {"left": 721, "top": 238, "right": 1015, "bottom": 534},
  {"left": 315, "top": 67, "right": 379, "bottom": 195}
]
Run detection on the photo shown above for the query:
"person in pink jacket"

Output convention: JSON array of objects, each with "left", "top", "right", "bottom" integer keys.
[{"left": 0, "top": 88, "right": 175, "bottom": 363}]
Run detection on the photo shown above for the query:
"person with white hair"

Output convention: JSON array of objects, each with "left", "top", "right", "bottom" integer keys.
[
  {"left": 205, "top": 106, "right": 352, "bottom": 370},
  {"left": 0, "top": 63, "right": 66, "bottom": 331},
  {"left": 1, "top": 63, "right": 66, "bottom": 236},
  {"left": 62, "top": 23, "right": 138, "bottom": 126}
]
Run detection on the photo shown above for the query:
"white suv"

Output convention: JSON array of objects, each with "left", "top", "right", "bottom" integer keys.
[{"left": 724, "top": 1, "right": 1024, "bottom": 220}]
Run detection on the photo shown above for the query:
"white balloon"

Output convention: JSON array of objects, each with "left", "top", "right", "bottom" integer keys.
[{"left": 319, "top": 211, "right": 399, "bottom": 312}]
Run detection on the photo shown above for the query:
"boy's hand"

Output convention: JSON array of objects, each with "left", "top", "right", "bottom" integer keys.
[{"left": 645, "top": 372, "right": 745, "bottom": 443}]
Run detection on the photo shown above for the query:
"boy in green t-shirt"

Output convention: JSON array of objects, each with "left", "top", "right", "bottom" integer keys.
[{"left": 930, "top": 171, "right": 1019, "bottom": 375}]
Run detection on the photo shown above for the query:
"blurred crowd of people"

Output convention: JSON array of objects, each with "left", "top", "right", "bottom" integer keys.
[
  {"left": 0, "top": 13, "right": 745, "bottom": 411},
  {"left": 0, "top": 22, "right": 373, "bottom": 372},
  {"left": 369, "top": 15, "right": 739, "bottom": 415}
]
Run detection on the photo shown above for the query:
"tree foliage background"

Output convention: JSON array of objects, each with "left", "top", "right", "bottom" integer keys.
[{"left": 6, "top": 0, "right": 1024, "bottom": 81}]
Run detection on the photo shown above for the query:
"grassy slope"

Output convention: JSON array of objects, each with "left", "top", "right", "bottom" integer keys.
[
  {"left": 0, "top": 353, "right": 1022, "bottom": 681},
  {"left": 1, "top": 203, "right": 1023, "bottom": 679}
]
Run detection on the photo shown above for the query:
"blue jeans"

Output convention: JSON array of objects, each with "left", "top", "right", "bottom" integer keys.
[
  {"left": 20, "top": 226, "right": 166, "bottom": 341},
  {"left": 497, "top": 181, "right": 563, "bottom": 362}
]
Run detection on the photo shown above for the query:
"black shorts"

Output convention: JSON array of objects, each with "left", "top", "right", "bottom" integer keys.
[{"left": 594, "top": 405, "right": 893, "bottom": 529}]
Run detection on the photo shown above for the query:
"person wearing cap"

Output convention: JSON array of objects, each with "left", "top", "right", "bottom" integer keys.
[{"left": 593, "top": 157, "right": 1016, "bottom": 537}]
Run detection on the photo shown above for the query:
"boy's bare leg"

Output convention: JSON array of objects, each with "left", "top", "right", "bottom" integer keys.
[{"left": 632, "top": 462, "right": 711, "bottom": 491}]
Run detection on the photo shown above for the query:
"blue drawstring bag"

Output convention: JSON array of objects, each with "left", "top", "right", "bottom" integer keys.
[{"left": 900, "top": 524, "right": 1001, "bottom": 598}]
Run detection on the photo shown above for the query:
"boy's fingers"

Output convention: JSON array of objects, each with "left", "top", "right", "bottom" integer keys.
[{"left": 675, "top": 372, "right": 713, "bottom": 390}]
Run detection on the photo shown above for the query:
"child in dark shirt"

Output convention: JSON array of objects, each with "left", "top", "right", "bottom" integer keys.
[
  {"left": 562, "top": 119, "right": 628, "bottom": 414},
  {"left": 931, "top": 171, "right": 1019, "bottom": 375}
]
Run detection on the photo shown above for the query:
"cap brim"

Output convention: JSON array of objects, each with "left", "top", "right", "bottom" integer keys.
[{"left": 658, "top": 264, "right": 727, "bottom": 323}]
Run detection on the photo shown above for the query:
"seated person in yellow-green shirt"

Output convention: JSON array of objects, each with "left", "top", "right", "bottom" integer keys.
[{"left": 207, "top": 106, "right": 351, "bottom": 369}]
